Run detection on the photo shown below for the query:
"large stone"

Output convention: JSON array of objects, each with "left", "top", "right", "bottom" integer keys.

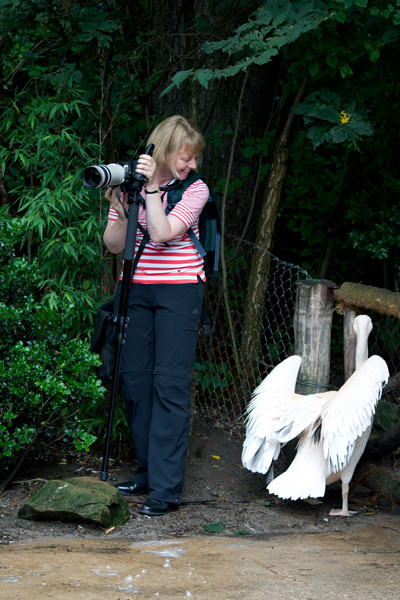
[{"left": 18, "top": 476, "right": 130, "bottom": 527}]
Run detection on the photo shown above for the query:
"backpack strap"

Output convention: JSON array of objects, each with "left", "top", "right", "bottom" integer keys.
[
  {"left": 165, "top": 170, "right": 201, "bottom": 213},
  {"left": 166, "top": 171, "right": 207, "bottom": 258}
]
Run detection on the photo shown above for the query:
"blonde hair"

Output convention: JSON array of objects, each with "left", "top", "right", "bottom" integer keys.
[{"left": 148, "top": 115, "right": 205, "bottom": 179}]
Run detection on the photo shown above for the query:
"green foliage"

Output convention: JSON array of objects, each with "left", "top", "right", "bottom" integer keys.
[
  {"left": 203, "top": 521, "right": 225, "bottom": 533},
  {"left": 205, "top": 123, "right": 234, "bottom": 148},
  {"left": 159, "top": 0, "right": 400, "bottom": 287},
  {"left": 176, "top": 0, "right": 400, "bottom": 94},
  {"left": 78, "top": 399, "right": 129, "bottom": 449},
  {"left": 0, "top": 0, "right": 153, "bottom": 153},
  {"left": 224, "top": 247, "right": 248, "bottom": 309},
  {"left": 374, "top": 402, "right": 400, "bottom": 434},
  {"left": 0, "top": 213, "right": 106, "bottom": 475},
  {"left": 194, "top": 360, "right": 233, "bottom": 399},
  {"left": 264, "top": 325, "right": 294, "bottom": 363},
  {"left": 162, "top": 0, "right": 330, "bottom": 94},
  {"left": 291, "top": 91, "right": 373, "bottom": 149},
  {"left": 0, "top": 91, "right": 106, "bottom": 329},
  {"left": 0, "top": 0, "right": 163, "bottom": 327},
  {"left": 347, "top": 191, "right": 400, "bottom": 260},
  {"left": 278, "top": 132, "right": 348, "bottom": 275}
]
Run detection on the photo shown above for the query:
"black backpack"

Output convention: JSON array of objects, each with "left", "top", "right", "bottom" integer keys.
[{"left": 165, "top": 170, "right": 221, "bottom": 278}]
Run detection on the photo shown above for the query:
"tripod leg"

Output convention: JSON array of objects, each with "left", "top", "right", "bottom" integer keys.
[{"left": 99, "top": 200, "right": 140, "bottom": 481}]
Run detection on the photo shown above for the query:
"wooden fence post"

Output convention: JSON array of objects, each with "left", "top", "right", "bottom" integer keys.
[{"left": 294, "top": 279, "right": 336, "bottom": 394}]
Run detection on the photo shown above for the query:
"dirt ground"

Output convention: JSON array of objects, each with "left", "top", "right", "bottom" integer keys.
[{"left": 1, "top": 416, "right": 399, "bottom": 599}]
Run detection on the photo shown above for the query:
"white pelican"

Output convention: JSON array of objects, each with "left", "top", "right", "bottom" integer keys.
[{"left": 242, "top": 315, "right": 389, "bottom": 516}]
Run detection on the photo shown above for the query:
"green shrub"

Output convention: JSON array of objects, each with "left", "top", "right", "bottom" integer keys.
[
  {"left": 0, "top": 91, "right": 106, "bottom": 332},
  {"left": 0, "top": 213, "right": 106, "bottom": 476}
]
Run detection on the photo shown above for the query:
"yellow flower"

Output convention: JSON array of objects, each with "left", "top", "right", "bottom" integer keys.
[{"left": 340, "top": 110, "right": 350, "bottom": 124}]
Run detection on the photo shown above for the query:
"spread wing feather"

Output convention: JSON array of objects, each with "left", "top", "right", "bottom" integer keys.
[
  {"left": 320, "top": 355, "right": 389, "bottom": 474},
  {"left": 241, "top": 356, "right": 301, "bottom": 473},
  {"left": 275, "top": 391, "right": 335, "bottom": 443}
]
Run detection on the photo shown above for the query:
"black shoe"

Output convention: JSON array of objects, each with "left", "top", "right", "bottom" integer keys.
[
  {"left": 115, "top": 481, "right": 148, "bottom": 496},
  {"left": 139, "top": 499, "right": 179, "bottom": 516}
]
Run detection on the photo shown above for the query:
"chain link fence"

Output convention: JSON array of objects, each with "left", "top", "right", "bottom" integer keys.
[
  {"left": 366, "top": 311, "right": 400, "bottom": 435},
  {"left": 193, "top": 235, "right": 400, "bottom": 437},
  {"left": 193, "top": 235, "right": 310, "bottom": 434}
]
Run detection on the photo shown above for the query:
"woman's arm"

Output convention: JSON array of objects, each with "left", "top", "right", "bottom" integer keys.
[
  {"left": 135, "top": 153, "right": 187, "bottom": 243},
  {"left": 145, "top": 193, "right": 188, "bottom": 243}
]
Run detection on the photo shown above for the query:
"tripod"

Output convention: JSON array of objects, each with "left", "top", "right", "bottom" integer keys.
[{"left": 99, "top": 144, "right": 154, "bottom": 481}]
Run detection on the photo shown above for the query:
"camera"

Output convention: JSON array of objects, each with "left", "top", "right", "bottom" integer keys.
[
  {"left": 83, "top": 162, "right": 138, "bottom": 189},
  {"left": 82, "top": 144, "right": 154, "bottom": 192}
]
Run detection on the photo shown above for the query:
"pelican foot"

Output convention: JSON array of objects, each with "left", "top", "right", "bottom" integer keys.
[{"left": 329, "top": 508, "right": 359, "bottom": 517}]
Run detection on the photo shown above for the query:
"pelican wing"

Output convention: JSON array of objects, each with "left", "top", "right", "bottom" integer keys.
[
  {"left": 242, "top": 355, "right": 301, "bottom": 473},
  {"left": 275, "top": 391, "right": 335, "bottom": 443},
  {"left": 321, "top": 355, "right": 389, "bottom": 474}
]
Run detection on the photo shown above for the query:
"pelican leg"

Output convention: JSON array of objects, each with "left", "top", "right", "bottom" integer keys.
[{"left": 329, "top": 482, "right": 358, "bottom": 517}]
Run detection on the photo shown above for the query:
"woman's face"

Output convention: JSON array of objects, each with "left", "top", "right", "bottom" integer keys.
[{"left": 168, "top": 144, "right": 199, "bottom": 180}]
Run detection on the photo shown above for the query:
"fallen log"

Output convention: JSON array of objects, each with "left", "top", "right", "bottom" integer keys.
[
  {"left": 351, "top": 423, "right": 400, "bottom": 506},
  {"left": 364, "top": 421, "right": 400, "bottom": 462},
  {"left": 334, "top": 282, "right": 400, "bottom": 319}
]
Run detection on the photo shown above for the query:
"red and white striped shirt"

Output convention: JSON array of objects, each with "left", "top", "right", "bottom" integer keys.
[{"left": 107, "top": 178, "right": 209, "bottom": 284}]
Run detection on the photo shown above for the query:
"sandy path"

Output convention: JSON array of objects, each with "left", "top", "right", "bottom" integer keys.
[{"left": 1, "top": 516, "right": 399, "bottom": 600}]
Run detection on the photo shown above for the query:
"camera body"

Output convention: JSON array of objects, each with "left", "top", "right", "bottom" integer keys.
[{"left": 82, "top": 144, "right": 155, "bottom": 192}]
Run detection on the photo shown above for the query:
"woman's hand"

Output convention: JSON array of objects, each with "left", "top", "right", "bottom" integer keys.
[
  {"left": 105, "top": 186, "right": 128, "bottom": 221},
  {"left": 135, "top": 154, "right": 158, "bottom": 190}
]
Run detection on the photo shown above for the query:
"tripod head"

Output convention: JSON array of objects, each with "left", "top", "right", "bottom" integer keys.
[{"left": 119, "top": 144, "right": 155, "bottom": 196}]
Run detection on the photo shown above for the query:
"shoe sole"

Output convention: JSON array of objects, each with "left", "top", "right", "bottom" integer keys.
[
  {"left": 139, "top": 509, "right": 177, "bottom": 516},
  {"left": 115, "top": 487, "right": 148, "bottom": 497}
]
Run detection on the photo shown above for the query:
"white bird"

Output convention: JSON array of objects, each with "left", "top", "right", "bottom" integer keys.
[{"left": 242, "top": 315, "right": 389, "bottom": 516}]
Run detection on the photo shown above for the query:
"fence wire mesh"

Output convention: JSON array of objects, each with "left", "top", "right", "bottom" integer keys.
[
  {"left": 193, "top": 235, "right": 310, "bottom": 434},
  {"left": 368, "top": 310, "right": 400, "bottom": 400},
  {"left": 193, "top": 236, "right": 400, "bottom": 437}
]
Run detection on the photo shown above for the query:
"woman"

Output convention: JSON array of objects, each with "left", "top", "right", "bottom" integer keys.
[{"left": 103, "top": 116, "right": 209, "bottom": 516}]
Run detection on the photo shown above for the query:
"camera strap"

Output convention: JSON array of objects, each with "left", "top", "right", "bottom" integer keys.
[
  {"left": 132, "top": 223, "right": 150, "bottom": 272},
  {"left": 116, "top": 186, "right": 130, "bottom": 220}
]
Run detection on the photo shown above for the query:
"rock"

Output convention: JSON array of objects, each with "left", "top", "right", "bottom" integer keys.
[{"left": 18, "top": 476, "right": 130, "bottom": 527}]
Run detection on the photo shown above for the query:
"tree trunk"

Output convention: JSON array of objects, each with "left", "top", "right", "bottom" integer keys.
[
  {"left": 182, "top": 0, "right": 198, "bottom": 124},
  {"left": 0, "top": 171, "right": 7, "bottom": 206},
  {"left": 240, "top": 80, "right": 307, "bottom": 374}
]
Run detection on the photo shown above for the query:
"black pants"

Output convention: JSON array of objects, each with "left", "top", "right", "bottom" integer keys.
[{"left": 115, "top": 279, "right": 204, "bottom": 504}]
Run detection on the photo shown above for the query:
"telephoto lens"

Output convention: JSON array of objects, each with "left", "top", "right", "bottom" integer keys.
[{"left": 82, "top": 163, "right": 126, "bottom": 188}]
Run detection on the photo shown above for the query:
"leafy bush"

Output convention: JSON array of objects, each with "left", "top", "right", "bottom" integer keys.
[
  {"left": 0, "top": 90, "right": 106, "bottom": 331},
  {"left": 0, "top": 212, "right": 106, "bottom": 476},
  {"left": 194, "top": 360, "right": 233, "bottom": 400}
]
